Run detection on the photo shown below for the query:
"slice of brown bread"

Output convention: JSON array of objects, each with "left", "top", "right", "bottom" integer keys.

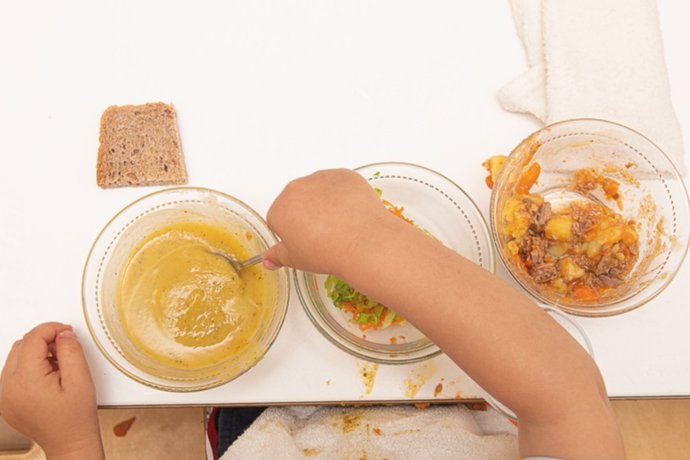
[{"left": 97, "top": 102, "right": 188, "bottom": 188}]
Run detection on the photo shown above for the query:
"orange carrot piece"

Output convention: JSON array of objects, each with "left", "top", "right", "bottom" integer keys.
[
  {"left": 602, "top": 178, "right": 620, "bottom": 198},
  {"left": 515, "top": 163, "right": 541, "bottom": 194},
  {"left": 572, "top": 284, "right": 598, "bottom": 301}
]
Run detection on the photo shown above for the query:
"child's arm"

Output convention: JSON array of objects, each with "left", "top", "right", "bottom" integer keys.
[
  {"left": 265, "top": 169, "right": 626, "bottom": 459},
  {"left": 0, "top": 323, "right": 104, "bottom": 459}
]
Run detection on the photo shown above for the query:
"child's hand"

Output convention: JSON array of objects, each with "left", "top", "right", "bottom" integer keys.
[
  {"left": 264, "top": 169, "right": 394, "bottom": 275},
  {"left": 0, "top": 322, "right": 104, "bottom": 459}
]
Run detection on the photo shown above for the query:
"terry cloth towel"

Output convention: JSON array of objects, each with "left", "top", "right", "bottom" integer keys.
[
  {"left": 498, "top": 0, "right": 686, "bottom": 174},
  {"left": 220, "top": 405, "right": 518, "bottom": 459}
]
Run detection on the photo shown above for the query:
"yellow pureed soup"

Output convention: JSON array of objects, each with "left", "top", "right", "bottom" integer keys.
[{"left": 117, "top": 221, "right": 272, "bottom": 372}]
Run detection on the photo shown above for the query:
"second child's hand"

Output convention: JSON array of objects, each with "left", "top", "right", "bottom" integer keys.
[{"left": 0, "top": 323, "right": 104, "bottom": 460}]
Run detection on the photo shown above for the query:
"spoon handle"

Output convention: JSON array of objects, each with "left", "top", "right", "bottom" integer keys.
[{"left": 237, "top": 253, "right": 265, "bottom": 271}]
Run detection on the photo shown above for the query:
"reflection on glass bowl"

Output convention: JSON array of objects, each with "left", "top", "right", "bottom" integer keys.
[{"left": 295, "top": 162, "right": 495, "bottom": 364}]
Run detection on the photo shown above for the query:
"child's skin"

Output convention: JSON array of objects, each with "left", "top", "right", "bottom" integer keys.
[
  {"left": 0, "top": 169, "right": 625, "bottom": 459},
  {"left": 0, "top": 323, "right": 104, "bottom": 459}
]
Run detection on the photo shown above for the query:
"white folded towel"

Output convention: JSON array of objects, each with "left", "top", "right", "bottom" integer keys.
[
  {"left": 498, "top": 0, "right": 686, "bottom": 174},
  {"left": 221, "top": 405, "right": 518, "bottom": 459}
]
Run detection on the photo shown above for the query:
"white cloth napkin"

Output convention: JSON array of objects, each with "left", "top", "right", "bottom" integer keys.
[
  {"left": 498, "top": 0, "right": 686, "bottom": 174},
  {"left": 220, "top": 405, "right": 518, "bottom": 459}
]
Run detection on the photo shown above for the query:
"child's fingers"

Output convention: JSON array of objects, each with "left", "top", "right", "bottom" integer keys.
[
  {"left": 55, "top": 330, "right": 92, "bottom": 391},
  {"left": 263, "top": 243, "right": 290, "bottom": 270},
  {"left": 17, "top": 323, "right": 72, "bottom": 373}
]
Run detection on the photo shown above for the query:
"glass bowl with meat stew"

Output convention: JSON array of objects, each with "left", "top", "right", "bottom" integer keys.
[{"left": 488, "top": 119, "right": 689, "bottom": 316}]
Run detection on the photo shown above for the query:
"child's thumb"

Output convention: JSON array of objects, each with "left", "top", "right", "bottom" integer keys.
[
  {"left": 263, "top": 242, "right": 291, "bottom": 270},
  {"left": 55, "top": 330, "right": 92, "bottom": 391}
]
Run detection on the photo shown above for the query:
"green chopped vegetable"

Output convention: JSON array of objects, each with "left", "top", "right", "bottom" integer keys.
[{"left": 325, "top": 275, "right": 405, "bottom": 331}]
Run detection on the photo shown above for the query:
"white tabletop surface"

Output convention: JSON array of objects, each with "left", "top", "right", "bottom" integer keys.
[{"left": 1, "top": 0, "right": 688, "bottom": 406}]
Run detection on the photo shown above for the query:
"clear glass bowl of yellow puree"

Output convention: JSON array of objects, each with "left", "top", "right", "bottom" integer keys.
[{"left": 82, "top": 187, "right": 289, "bottom": 392}]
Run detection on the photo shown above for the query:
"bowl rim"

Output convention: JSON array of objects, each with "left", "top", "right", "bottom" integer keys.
[
  {"left": 295, "top": 161, "right": 496, "bottom": 364},
  {"left": 356, "top": 161, "right": 496, "bottom": 274},
  {"left": 489, "top": 118, "right": 690, "bottom": 317},
  {"left": 81, "top": 186, "right": 290, "bottom": 392}
]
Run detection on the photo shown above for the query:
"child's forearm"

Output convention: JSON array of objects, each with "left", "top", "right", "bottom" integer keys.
[
  {"left": 338, "top": 216, "right": 591, "bottom": 415},
  {"left": 336, "top": 214, "right": 625, "bottom": 458},
  {"left": 48, "top": 435, "right": 104, "bottom": 460}
]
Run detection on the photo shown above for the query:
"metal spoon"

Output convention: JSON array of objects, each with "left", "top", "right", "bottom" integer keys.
[{"left": 208, "top": 250, "right": 264, "bottom": 273}]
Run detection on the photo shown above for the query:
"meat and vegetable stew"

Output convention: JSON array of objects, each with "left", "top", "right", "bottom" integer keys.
[{"left": 485, "top": 156, "right": 640, "bottom": 303}]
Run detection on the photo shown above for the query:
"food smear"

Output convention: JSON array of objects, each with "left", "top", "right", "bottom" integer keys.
[
  {"left": 403, "top": 360, "right": 437, "bottom": 398},
  {"left": 117, "top": 221, "right": 272, "bottom": 370},
  {"left": 357, "top": 360, "right": 379, "bottom": 395}
]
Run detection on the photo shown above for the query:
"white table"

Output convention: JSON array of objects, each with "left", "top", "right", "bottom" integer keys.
[{"left": 1, "top": 0, "right": 688, "bottom": 406}]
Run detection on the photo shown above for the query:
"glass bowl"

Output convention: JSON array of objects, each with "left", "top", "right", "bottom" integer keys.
[
  {"left": 295, "top": 162, "right": 495, "bottom": 364},
  {"left": 490, "top": 119, "right": 689, "bottom": 316},
  {"left": 82, "top": 187, "right": 289, "bottom": 391}
]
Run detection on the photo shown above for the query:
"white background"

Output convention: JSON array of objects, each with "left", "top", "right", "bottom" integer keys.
[{"left": 1, "top": 0, "right": 688, "bottom": 406}]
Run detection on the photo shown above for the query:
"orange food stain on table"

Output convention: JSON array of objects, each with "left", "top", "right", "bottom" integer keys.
[
  {"left": 434, "top": 383, "right": 443, "bottom": 397},
  {"left": 113, "top": 416, "right": 136, "bottom": 437}
]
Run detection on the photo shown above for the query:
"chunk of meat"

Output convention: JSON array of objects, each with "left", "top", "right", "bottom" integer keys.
[
  {"left": 529, "top": 202, "right": 553, "bottom": 234},
  {"left": 571, "top": 254, "right": 595, "bottom": 272},
  {"left": 594, "top": 253, "right": 626, "bottom": 278},
  {"left": 529, "top": 263, "right": 559, "bottom": 283},
  {"left": 570, "top": 204, "right": 602, "bottom": 237},
  {"left": 597, "top": 275, "right": 624, "bottom": 288},
  {"left": 519, "top": 235, "right": 549, "bottom": 267}
]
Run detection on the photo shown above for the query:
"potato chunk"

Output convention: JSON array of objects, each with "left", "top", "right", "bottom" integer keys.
[
  {"left": 502, "top": 198, "right": 531, "bottom": 240},
  {"left": 559, "top": 257, "right": 585, "bottom": 281},
  {"left": 545, "top": 215, "right": 573, "bottom": 242}
]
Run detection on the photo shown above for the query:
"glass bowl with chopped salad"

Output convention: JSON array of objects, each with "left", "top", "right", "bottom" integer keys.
[{"left": 294, "top": 162, "right": 495, "bottom": 364}]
